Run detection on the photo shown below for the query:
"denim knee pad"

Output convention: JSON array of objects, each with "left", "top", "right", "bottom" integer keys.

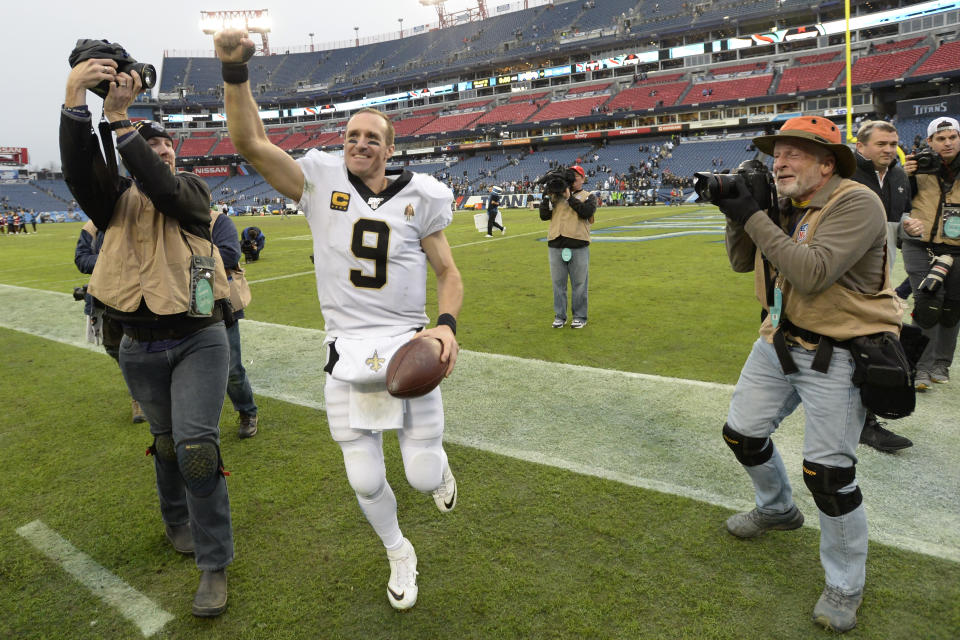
[{"left": 722, "top": 423, "right": 773, "bottom": 466}]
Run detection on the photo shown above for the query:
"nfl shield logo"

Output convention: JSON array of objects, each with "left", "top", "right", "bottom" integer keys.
[{"left": 796, "top": 223, "right": 809, "bottom": 243}]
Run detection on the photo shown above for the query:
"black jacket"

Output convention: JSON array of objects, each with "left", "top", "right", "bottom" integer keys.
[{"left": 851, "top": 152, "right": 911, "bottom": 223}]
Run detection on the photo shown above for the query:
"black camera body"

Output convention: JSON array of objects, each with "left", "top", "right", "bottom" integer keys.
[
  {"left": 72, "top": 284, "right": 88, "bottom": 301},
  {"left": 693, "top": 159, "right": 777, "bottom": 212},
  {"left": 912, "top": 146, "right": 941, "bottom": 175},
  {"left": 537, "top": 168, "right": 579, "bottom": 196},
  {"left": 68, "top": 39, "right": 156, "bottom": 98}
]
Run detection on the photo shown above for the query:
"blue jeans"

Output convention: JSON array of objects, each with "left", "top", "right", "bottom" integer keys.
[
  {"left": 727, "top": 338, "right": 867, "bottom": 594},
  {"left": 548, "top": 245, "right": 589, "bottom": 322},
  {"left": 118, "top": 323, "right": 234, "bottom": 571},
  {"left": 226, "top": 320, "right": 257, "bottom": 415}
]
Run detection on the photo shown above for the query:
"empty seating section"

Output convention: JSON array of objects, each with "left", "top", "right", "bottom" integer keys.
[
  {"left": 266, "top": 129, "right": 290, "bottom": 145},
  {"left": 314, "top": 131, "right": 343, "bottom": 147},
  {"left": 527, "top": 2, "right": 582, "bottom": 35},
  {"left": 567, "top": 82, "right": 611, "bottom": 95},
  {"left": 393, "top": 115, "right": 439, "bottom": 137},
  {"left": 178, "top": 136, "right": 217, "bottom": 158},
  {"left": 456, "top": 99, "right": 493, "bottom": 111},
  {"left": 794, "top": 53, "right": 840, "bottom": 65},
  {"left": 709, "top": 62, "right": 767, "bottom": 76},
  {"left": 639, "top": 72, "right": 685, "bottom": 84},
  {"left": 682, "top": 75, "right": 773, "bottom": 104},
  {"left": 779, "top": 61, "right": 843, "bottom": 93},
  {"left": 607, "top": 82, "right": 688, "bottom": 111},
  {"left": 573, "top": 0, "right": 638, "bottom": 31},
  {"left": 509, "top": 91, "right": 550, "bottom": 102},
  {"left": 874, "top": 37, "right": 925, "bottom": 53},
  {"left": 160, "top": 57, "right": 190, "bottom": 92},
  {"left": 851, "top": 47, "right": 928, "bottom": 84},
  {"left": 528, "top": 96, "right": 608, "bottom": 122},
  {"left": 278, "top": 132, "right": 313, "bottom": 151},
  {"left": 660, "top": 139, "right": 757, "bottom": 179},
  {"left": 415, "top": 112, "right": 484, "bottom": 136},
  {"left": 911, "top": 40, "right": 960, "bottom": 76},
  {"left": 266, "top": 52, "right": 323, "bottom": 94},
  {"left": 186, "top": 58, "right": 221, "bottom": 95},
  {"left": 309, "top": 47, "right": 362, "bottom": 87},
  {"left": 474, "top": 102, "right": 540, "bottom": 125},
  {"left": 0, "top": 184, "right": 66, "bottom": 212},
  {"left": 210, "top": 138, "right": 238, "bottom": 156}
]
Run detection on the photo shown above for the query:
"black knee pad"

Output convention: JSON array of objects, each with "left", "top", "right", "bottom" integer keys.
[
  {"left": 940, "top": 299, "right": 960, "bottom": 327},
  {"left": 722, "top": 423, "right": 773, "bottom": 466},
  {"left": 150, "top": 434, "right": 178, "bottom": 467},
  {"left": 801, "top": 460, "right": 862, "bottom": 517},
  {"left": 912, "top": 291, "right": 942, "bottom": 328},
  {"left": 176, "top": 441, "right": 223, "bottom": 498}
]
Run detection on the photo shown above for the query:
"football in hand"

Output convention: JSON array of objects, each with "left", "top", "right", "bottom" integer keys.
[{"left": 386, "top": 337, "right": 446, "bottom": 398}]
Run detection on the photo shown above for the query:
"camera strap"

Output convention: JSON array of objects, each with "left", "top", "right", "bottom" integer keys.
[{"left": 98, "top": 118, "right": 120, "bottom": 190}]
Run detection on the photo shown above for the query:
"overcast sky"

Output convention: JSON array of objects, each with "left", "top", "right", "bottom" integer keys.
[{"left": 2, "top": 0, "right": 457, "bottom": 169}]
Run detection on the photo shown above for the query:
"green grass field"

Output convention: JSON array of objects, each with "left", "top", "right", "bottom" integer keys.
[{"left": 0, "top": 208, "right": 957, "bottom": 639}]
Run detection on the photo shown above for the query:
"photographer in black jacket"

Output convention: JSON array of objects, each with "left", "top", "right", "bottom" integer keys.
[
  {"left": 851, "top": 120, "right": 914, "bottom": 452},
  {"left": 60, "top": 57, "right": 234, "bottom": 617}
]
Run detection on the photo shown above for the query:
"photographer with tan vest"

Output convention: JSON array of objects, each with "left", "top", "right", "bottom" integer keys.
[
  {"left": 60, "top": 59, "right": 234, "bottom": 617},
  {"left": 539, "top": 165, "right": 596, "bottom": 329},
  {"left": 716, "top": 116, "right": 902, "bottom": 633},
  {"left": 901, "top": 116, "right": 960, "bottom": 391}
]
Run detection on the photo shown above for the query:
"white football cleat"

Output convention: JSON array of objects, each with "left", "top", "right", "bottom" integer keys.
[
  {"left": 386, "top": 538, "right": 418, "bottom": 610},
  {"left": 432, "top": 465, "right": 458, "bottom": 513}
]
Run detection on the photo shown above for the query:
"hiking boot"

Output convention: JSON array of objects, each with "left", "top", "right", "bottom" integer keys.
[
  {"left": 164, "top": 523, "right": 194, "bottom": 555},
  {"left": 386, "top": 538, "right": 418, "bottom": 610},
  {"left": 552, "top": 317, "right": 566, "bottom": 329},
  {"left": 431, "top": 465, "right": 457, "bottom": 513},
  {"left": 859, "top": 414, "right": 912, "bottom": 452},
  {"left": 726, "top": 505, "right": 804, "bottom": 539},
  {"left": 915, "top": 371, "right": 932, "bottom": 392},
  {"left": 192, "top": 569, "right": 228, "bottom": 617},
  {"left": 931, "top": 364, "right": 949, "bottom": 384},
  {"left": 238, "top": 412, "right": 258, "bottom": 439},
  {"left": 131, "top": 399, "right": 147, "bottom": 424},
  {"left": 812, "top": 585, "right": 862, "bottom": 632}
]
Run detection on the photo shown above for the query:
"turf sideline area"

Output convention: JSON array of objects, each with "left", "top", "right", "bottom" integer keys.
[{"left": 2, "top": 283, "right": 957, "bottom": 563}]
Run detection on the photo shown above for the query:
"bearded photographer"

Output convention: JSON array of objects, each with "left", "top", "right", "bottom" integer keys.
[
  {"left": 60, "top": 58, "right": 234, "bottom": 617},
  {"left": 539, "top": 165, "right": 596, "bottom": 329},
  {"left": 900, "top": 116, "right": 960, "bottom": 391},
  {"left": 717, "top": 117, "right": 901, "bottom": 633}
]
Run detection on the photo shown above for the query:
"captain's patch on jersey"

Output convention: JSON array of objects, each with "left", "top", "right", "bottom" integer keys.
[{"left": 330, "top": 191, "right": 351, "bottom": 211}]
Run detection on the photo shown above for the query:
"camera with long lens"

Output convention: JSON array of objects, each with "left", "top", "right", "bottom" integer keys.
[
  {"left": 918, "top": 254, "right": 953, "bottom": 293},
  {"left": 912, "top": 145, "right": 941, "bottom": 175},
  {"left": 68, "top": 39, "right": 156, "bottom": 98},
  {"left": 537, "top": 167, "right": 579, "bottom": 196},
  {"left": 72, "top": 284, "right": 88, "bottom": 301},
  {"left": 693, "top": 159, "right": 777, "bottom": 212}
]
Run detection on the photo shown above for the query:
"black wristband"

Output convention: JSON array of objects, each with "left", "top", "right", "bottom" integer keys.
[
  {"left": 108, "top": 119, "right": 132, "bottom": 131},
  {"left": 222, "top": 62, "right": 249, "bottom": 84},
  {"left": 436, "top": 313, "right": 457, "bottom": 336}
]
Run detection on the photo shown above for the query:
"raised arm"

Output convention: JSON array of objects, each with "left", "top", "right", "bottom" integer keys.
[{"left": 214, "top": 28, "right": 304, "bottom": 202}]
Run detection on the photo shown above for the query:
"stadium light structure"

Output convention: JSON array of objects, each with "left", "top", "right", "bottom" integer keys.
[
  {"left": 419, "top": 0, "right": 488, "bottom": 29},
  {"left": 199, "top": 9, "right": 272, "bottom": 56}
]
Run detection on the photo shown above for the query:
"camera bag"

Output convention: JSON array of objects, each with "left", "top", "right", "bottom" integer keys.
[{"left": 848, "top": 330, "right": 917, "bottom": 419}]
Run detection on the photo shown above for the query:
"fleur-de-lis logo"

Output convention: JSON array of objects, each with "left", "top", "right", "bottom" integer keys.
[{"left": 365, "top": 350, "right": 385, "bottom": 372}]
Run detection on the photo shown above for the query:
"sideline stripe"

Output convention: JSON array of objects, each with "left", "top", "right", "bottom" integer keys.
[{"left": 15, "top": 520, "right": 174, "bottom": 637}]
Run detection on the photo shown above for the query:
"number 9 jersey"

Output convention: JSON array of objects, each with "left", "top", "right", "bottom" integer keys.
[{"left": 297, "top": 149, "right": 454, "bottom": 338}]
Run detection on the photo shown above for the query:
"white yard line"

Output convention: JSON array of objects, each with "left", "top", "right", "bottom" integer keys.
[{"left": 15, "top": 520, "right": 174, "bottom": 637}]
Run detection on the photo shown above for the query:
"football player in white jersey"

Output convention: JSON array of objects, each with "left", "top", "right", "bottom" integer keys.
[{"left": 215, "top": 28, "right": 463, "bottom": 611}]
